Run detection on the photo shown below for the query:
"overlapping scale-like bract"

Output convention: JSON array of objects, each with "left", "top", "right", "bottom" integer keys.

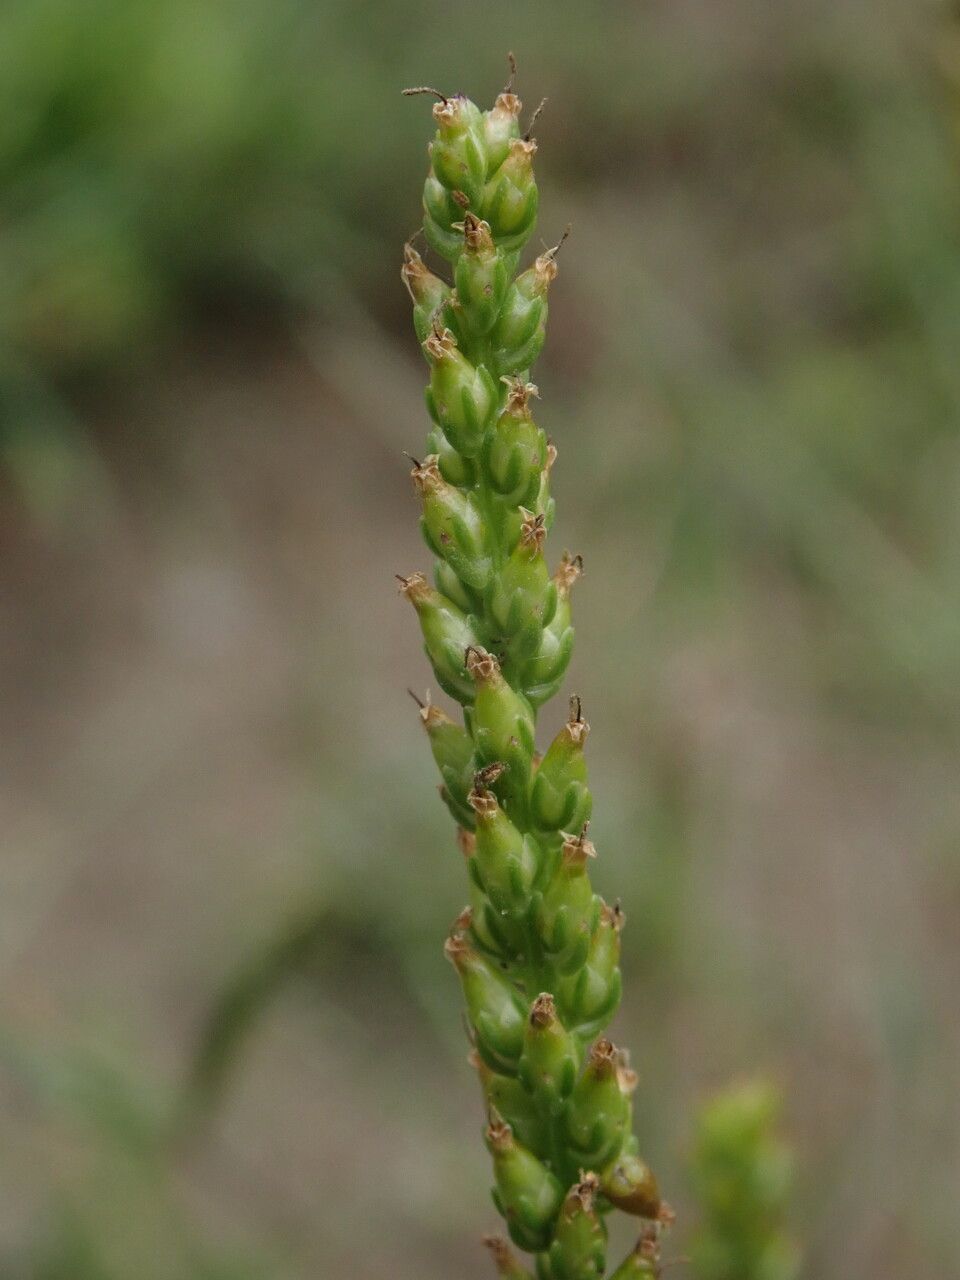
[{"left": 400, "top": 77, "right": 671, "bottom": 1279}]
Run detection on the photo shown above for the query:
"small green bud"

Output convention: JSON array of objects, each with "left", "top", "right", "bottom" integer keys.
[
  {"left": 412, "top": 455, "right": 491, "bottom": 590},
  {"left": 564, "top": 1038, "right": 630, "bottom": 1169},
  {"left": 467, "top": 648, "right": 536, "bottom": 815},
  {"left": 525, "top": 550, "right": 580, "bottom": 706},
  {"left": 459, "top": 835, "right": 502, "bottom": 950},
  {"left": 473, "top": 1051, "right": 547, "bottom": 1155},
  {"left": 481, "top": 137, "right": 539, "bottom": 252},
  {"left": 531, "top": 695, "right": 592, "bottom": 833},
  {"left": 454, "top": 214, "right": 511, "bottom": 335},
  {"left": 607, "top": 1229, "right": 662, "bottom": 1280},
  {"left": 483, "top": 91, "right": 523, "bottom": 175},
  {"left": 401, "top": 241, "right": 452, "bottom": 344},
  {"left": 518, "top": 992, "right": 579, "bottom": 1103},
  {"left": 490, "top": 508, "right": 557, "bottom": 661},
  {"left": 399, "top": 573, "right": 480, "bottom": 703},
  {"left": 486, "top": 1118, "right": 564, "bottom": 1252},
  {"left": 536, "top": 825, "right": 601, "bottom": 974},
  {"left": 423, "top": 326, "right": 498, "bottom": 457},
  {"left": 433, "top": 558, "right": 476, "bottom": 613},
  {"left": 446, "top": 928, "right": 526, "bottom": 1074},
  {"left": 548, "top": 1174, "right": 606, "bottom": 1280},
  {"left": 485, "top": 378, "right": 547, "bottom": 507},
  {"left": 469, "top": 771, "right": 538, "bottom": 912},
  {"left": 423, "top": 172, "right": 469, "bottom": 261},
  {"left": 427, "top": 423, "right": 477, "bottom": 488},
  {"left": 413, "top": 695, "right": 475, "bottom": 823},
  {"left": 491, "top": 249, "right": 557, "bottom": 374},
  {"left": 430, "top": 94, "right": 487, "bottom": 205},
  {"left": 602, "top": 1152, "right": 672, "bottom": 1224},
  {"left": 557, "top": 900, "right": 624, "bottom": 1037}
]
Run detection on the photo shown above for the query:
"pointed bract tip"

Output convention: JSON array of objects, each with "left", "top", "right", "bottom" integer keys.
[
  {"left": 565, "top": 694, "right": 590, "bottom": 746},
  {"left": 589, "top": 1036, "right": 619, "bottom": 1071},
  {"left": 602, "top": 898, "right": 626, "bottom": 932},
  {"left": 467, "top": 784, "right": 499, "bottom": 819},
  {"left": 410, "top": 454, "right": 443, "bottom": 494},
  {"left": 432, "top": 93, "right": 468, "bottom": 130},
  {"left": 555, "top": 551, "right": 583, "bottom": 596},
  {"left": 444, "top": 928, "right": 471, "bottom": 967},
  {"left": 492, "top": 90, "right": 522, "bottom": 118},
  {"left": 485, "top": 1116, "right": 513, "bottom": 1151},
  {"left": 453, "top": 212, "right": 494, "bottom": 252},
  {"left": 500, "top": 375, "right": 539, "bottom": 414},
  {"left": 529, "top": 991, "right": 557, "bottom": 1027},
  {"left": 397, "top": 571, "right": 431, "bottom": 603},
  {"left": 400, "top": 241, "right": 437, "bottom": 302},
  {"left": 465, "top": 645, "right": 501, "bottom": 683},
  {"left": 568, "top": 1170, "right": 601, "bottom": 1212},
  {"left": 519, "top": 507, "right": 547, "bottom": 552},
  {"left": 561, "top": 823, "right": 596, "bottom": 866},
  {"left": 423, "top": 324, "right": 458, "bottom": 362},
  {"left": 507, "top": 136, "right": 537, "bottom": 166}
]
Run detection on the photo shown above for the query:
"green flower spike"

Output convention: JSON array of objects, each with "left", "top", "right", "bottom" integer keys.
[{"left": 400, "top": 63, "right": 672, "bottom": 1278}]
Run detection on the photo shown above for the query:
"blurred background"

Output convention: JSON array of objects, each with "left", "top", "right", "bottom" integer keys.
[{"left": 2, "top": 0, "right": 959, "bottom": 1276}]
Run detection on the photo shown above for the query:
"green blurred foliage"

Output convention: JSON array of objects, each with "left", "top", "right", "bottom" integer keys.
[{"left": 690, "top": 1080, "right": 799, "bottom": 1280}]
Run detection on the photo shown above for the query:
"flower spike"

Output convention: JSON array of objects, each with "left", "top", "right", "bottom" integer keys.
[{"left": 399, "top": 68, "right": 671, "bottom": 1276}]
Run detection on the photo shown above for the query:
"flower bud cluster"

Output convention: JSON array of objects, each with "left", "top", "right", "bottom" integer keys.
[{"left": 401, "top": 73, "right": 670, "bottom": 1279}]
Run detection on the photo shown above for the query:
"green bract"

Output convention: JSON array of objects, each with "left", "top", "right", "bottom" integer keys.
[{"left": 400, "top": 72, "right": 671, "bottom": 1278}]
